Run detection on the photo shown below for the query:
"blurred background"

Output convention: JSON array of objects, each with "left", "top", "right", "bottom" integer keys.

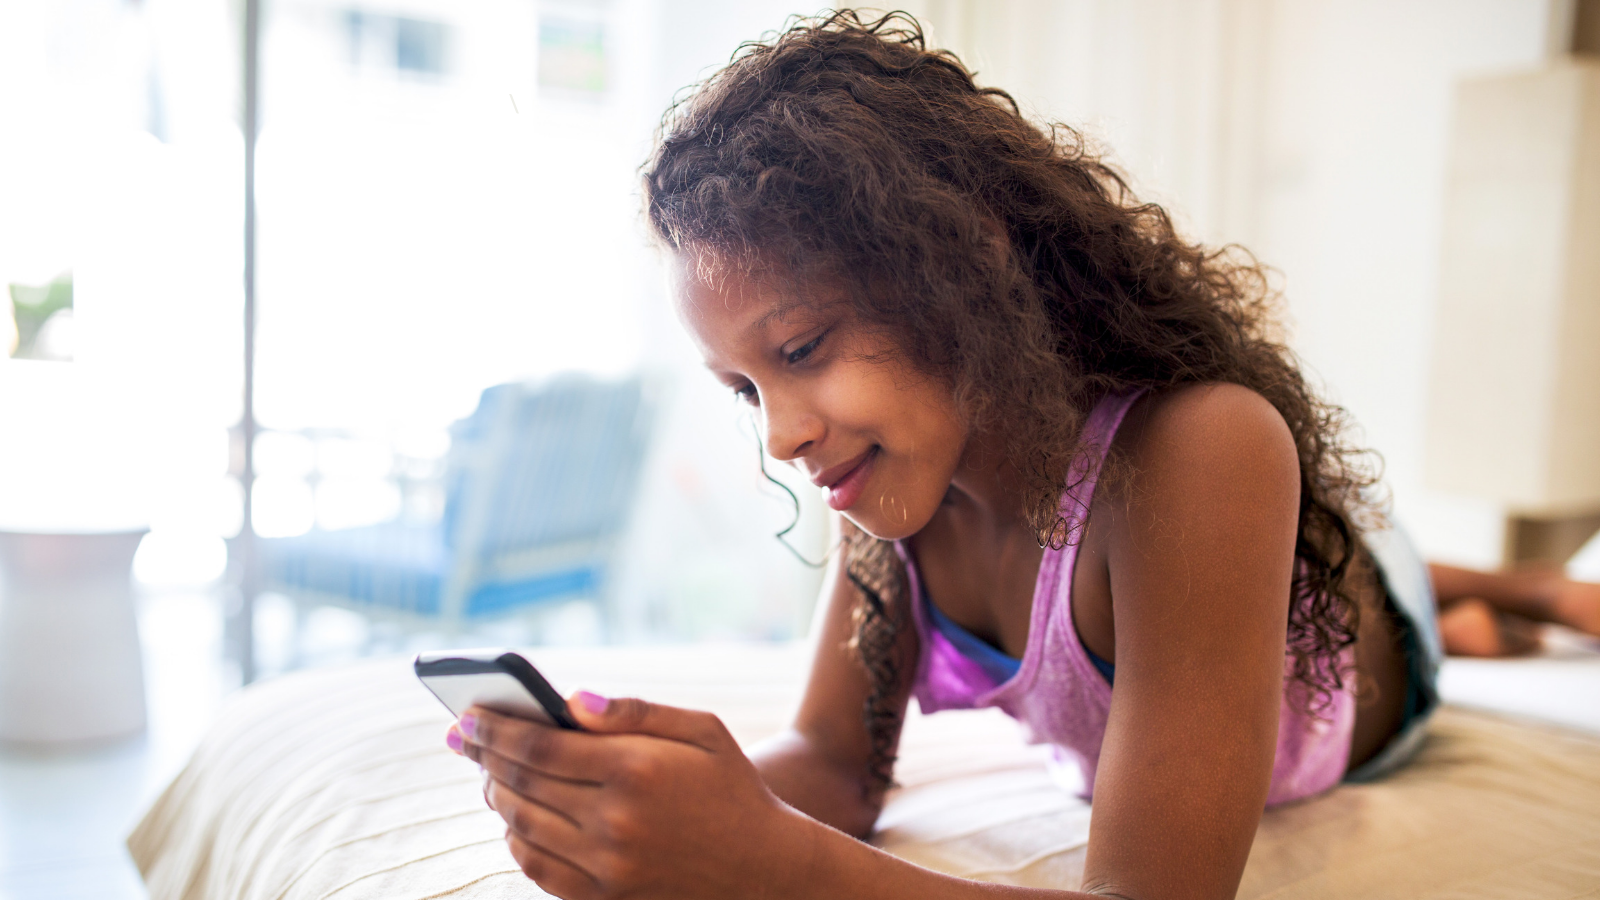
[{"left": 2, "top": 0, "right": 1598, "bottom": 897}]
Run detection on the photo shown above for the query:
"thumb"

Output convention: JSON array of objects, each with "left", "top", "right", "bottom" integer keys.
[{"left": 568, "top": 691, "right": 734, "bottom": 751}]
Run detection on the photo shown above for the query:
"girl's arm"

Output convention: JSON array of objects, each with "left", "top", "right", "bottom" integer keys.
[
  {"left": 747, "top": 542, "right": 918, "bottom": 838},
  {"left": 457, "top": 385, "right": 1302, "bottom": 900},
  {"left": 1075, "top": 384, "right": 1300, "bottom": 899}
]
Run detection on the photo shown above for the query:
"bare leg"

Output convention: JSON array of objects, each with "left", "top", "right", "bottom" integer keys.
[
  {"left": 1437, "top": 597, "right": 1543, "bottom": 657},
  {"left": 1429, "top": 563, "right": 1600, "bottom": 657}
]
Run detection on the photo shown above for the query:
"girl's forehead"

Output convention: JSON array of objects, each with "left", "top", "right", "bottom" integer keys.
[{"left": 669, "top": 253, "right": 822, "bottom": 330}]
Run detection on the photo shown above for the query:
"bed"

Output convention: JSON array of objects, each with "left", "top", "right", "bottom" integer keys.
[{"left": 128, "top": 636, "right": 1600, "bottom": 899}]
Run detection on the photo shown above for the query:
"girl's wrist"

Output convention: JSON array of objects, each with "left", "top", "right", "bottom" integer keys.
[
  {"left": 762, "top": 802, "right": 824, "bottom": 900},
  {"left": 757, "top": 800, "right": 860, "bottom": 900}
]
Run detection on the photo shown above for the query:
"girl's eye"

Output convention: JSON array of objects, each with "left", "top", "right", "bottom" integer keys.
[
  {"left": 733, "top": 383, "right": 759, "bottom": 405},
  {"left": 786, "top": 332, "right": 826, "bottom": 365}
]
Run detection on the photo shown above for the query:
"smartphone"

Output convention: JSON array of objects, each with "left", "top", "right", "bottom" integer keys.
[{"left": 414, "top": 648, "right": 583, "bottom": 730}]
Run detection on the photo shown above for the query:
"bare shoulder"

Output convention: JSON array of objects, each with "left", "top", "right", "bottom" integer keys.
[
  {"left": 1109, "top": 383, "right": 1301, "bottom": 522},
  {"left": 1126, "top": 379, "right": 1299, "bottom": 474}
]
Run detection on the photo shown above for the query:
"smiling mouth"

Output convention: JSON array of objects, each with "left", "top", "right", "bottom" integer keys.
[{"left": 819, "top": 446, "right": 878, "bottom": 512}]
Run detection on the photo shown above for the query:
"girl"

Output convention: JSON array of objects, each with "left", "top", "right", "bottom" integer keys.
[{"left": 449, "top": 13, "right": 1600, "bottom": 900}]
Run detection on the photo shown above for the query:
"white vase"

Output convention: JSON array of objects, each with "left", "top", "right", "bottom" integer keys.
[{"left": 0, "top": 530, "right": 148, "bottom": 747}]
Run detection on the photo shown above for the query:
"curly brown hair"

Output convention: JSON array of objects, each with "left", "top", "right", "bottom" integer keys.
[{"left": 643, "top": 10, "right": 1379, "bottom": 792}]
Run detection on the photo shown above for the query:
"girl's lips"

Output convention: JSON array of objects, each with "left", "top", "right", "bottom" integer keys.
[{"left": 822, "top": 447, "right": 877, "bottom": 512}]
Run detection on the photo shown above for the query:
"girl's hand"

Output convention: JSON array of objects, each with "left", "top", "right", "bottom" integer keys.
[{"left": 450, "top": 694, "right": 818, "bottom": 900}]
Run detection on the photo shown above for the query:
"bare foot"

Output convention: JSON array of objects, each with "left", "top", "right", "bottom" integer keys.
[
  {"left": 1439, "top": 597, "right": 1543, "bottom": 657},
  {"left": 1550, "top": 578, "right": 1600, "bottom": 638}
]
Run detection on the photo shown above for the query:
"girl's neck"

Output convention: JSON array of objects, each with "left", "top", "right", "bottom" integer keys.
[
  {"left": 939, "top": 431, "right": 1034, "bottom": 539},
  {"left": 937, "top": 390, "right": 1112, "bottom": 542}
]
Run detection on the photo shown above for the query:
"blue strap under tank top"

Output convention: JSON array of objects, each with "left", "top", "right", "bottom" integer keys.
[{"left": 924, "top": 595, "right": 1115, "bottom": 685}]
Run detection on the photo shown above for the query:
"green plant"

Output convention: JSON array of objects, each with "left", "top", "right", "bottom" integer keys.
[{"left": 8, "top": 272, "right": 72, "bottom": 359}]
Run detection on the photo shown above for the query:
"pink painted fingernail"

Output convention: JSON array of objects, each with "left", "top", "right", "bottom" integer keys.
[
  {"left": 445, "top": 726, "right": 463, "bottom": 754},
  {"left": 460, "top": 713, "right": 478, "bottom": 740},
  {"left": 577, "top": 691, "right": 609, "bottom": 714}
]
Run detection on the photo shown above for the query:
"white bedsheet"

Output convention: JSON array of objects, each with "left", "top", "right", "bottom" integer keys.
[
  {"left": 1438, "top": 625, "right": 1600, "bottom": 735},
  {"left": 128, "top": 641, "right": 1600, "bottom": 899}
]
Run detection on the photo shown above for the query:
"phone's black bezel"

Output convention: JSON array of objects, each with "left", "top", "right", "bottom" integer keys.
[{"left": 413, "top": 652, "right": 583, "bottom": 730}]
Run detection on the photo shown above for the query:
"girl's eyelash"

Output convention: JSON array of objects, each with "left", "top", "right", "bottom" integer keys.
[
  {"left": 730, "top": 328, "right": 827, "bottom": 405},
  {"left": 786, "top": 331, "right": 826, "bottom": 364}
]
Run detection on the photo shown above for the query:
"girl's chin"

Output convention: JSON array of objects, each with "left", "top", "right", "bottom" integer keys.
[{"left": 840, "top": 501, "right": 936, "bottom": 543}]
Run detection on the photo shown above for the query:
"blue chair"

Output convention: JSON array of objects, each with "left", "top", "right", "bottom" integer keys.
[{"left": 262, "top": 375, "right": 652, "bottom": 635}]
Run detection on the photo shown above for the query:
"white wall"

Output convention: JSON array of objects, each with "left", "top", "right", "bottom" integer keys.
[{"left": 1254, "top": 1, "right": 1550, "bottom": 567}]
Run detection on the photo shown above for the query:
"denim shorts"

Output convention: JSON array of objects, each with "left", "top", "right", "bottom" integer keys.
[{"left": 1343, "top": 522, "right": 1443, "bottom": 783}]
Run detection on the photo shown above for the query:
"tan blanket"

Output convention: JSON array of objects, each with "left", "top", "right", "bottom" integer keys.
[{"left": 128, "top": 645, "right": 1600, "bottom": 899}]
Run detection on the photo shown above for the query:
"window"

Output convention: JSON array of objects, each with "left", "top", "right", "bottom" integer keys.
[
  {"left": 346, "top": 10, "right": 448, "bottom": 77},
  {"left": 538, "top": 15, "right": 606, "bottom": 95}
]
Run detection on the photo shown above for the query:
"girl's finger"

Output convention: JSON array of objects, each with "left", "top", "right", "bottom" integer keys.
[
  {"left": 567, "top": 692, "right": 735, "bottom": 753},
  {"left": 478, "top": 750, "right": 596, "bottom": 827},
  {"left": 460, "top": 707, "right": 609, "bottom": 783},
  {"left": 487, "top": 777, "right": 590, "bottom": 861},
  {"left": 505, "top": 829, "right": 599, "bottom": 900}
]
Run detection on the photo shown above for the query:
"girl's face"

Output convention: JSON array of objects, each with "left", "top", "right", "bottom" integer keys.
[{"left": 671, "top": 256, "right": 969, "bottom": 541}]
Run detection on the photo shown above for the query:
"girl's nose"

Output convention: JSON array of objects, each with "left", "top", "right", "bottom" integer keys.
[{"left": 762, "top": 397, "right": 823, "bottom": 462}]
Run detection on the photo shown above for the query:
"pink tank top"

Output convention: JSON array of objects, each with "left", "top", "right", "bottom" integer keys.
[{"left": 898, "top": 390, "right": 1356, "bottom": 807}]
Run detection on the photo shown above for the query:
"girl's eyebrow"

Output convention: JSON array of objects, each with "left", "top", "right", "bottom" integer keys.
[
  {"left": 743, "top": 301, "right": 804, "bottom": 337},
  {"left": 746, "top": 288, "right": 849, "bottom": 338}
]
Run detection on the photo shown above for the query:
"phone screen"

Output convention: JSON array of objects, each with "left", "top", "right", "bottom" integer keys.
[{"left": 414, "top": 650, "right": 582, "bottom": 730}]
